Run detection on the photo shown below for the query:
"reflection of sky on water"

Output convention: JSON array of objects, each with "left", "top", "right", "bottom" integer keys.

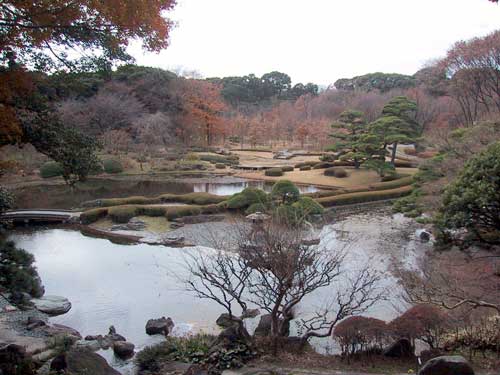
[
  {"left": 192, "top": 181, "right": 319, "bottom": 195},
  {"left": 10, "top": 212, "right": 428, "bottom": 369}
]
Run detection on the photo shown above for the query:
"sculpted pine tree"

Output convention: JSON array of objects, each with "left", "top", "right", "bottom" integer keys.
[
  {"left": 328, "top": 110, "right": 367, "bottom": 168},
  {"left": 370, "top": 96, "right": 419, "bottom": 165}
]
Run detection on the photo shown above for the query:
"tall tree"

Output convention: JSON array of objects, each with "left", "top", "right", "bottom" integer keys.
[
  {"left": 370, "top": 96, "right": 419, "bottom": 165},
  {"left": 328, "top": 110, "right": 367, "bottom": 168},
  {"left": 0, "top": 0, "right": 177, "bottom": 160}
]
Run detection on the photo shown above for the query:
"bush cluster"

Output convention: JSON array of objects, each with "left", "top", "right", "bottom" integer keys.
[
  {"left": 215, "top": 163, "right": 226, "bottom": 169},
  {"left": 270, "top": 180, "right": 300, "bottom": 204},
  {"left": 316, "top": 186, "right": 412, "bottom": 207},
  {"left": 40, "top": 161, "right": 64, "bottom": 178},
  {"left": 299, "top": 165, "right": 311, "bottom": 171},
  {"left": 0, "top": 238, "right": 44, "bottom": 299},
  {"left": 324, "top": 167, "right": 348, "bottom": 178},
  {"left": 103, "top": 159, "right": 124, "bottom": 174},
  {"left": 226, "top": 187, "right": 268, "bottom": 209},
  {"left": 281, "top": 166, "right": 294, "bottom": 172},
  {"left": 294, "top": 161, "right": 317, "bottom": 169},
  {"left": 264, "top": 168, "right": 283, "bottom": 176},
  {"left": 199, "top": 154, "right": 239, "bottom": 165}
]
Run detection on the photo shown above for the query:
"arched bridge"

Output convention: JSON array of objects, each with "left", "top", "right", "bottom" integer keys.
[{"left": 0, "top": 209, "right": 79, "bottom": 224}]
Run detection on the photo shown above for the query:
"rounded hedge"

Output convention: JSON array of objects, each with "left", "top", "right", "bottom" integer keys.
[
  {"left": 324, "top": 167, "right": 348, "bottom": 178},
  {"left": 313, "top": 162, "right": 334, "bottom": 169},
  {"left": 103, "top": 159, "right": 124, "bottom": 174},
  {"left": 292, "top": 196, "right": 324, "bottom": 216},
  {"left": 265, "top": 168, "right": 284, "bottom": 177},
  {"left": 215, "top": 163, "right": 226, "bottom": 169},
  {"left": 281, "top": 166, "right": 294, "bottom": 172},
  {"left": 271, "top": 180, "right": 300, "bottom": 204},
  {"left": 299, "top": 166, "right": 311, "bottom": 171},
  {"left": 226, "top": 187, "right": 268, "bottom": 209},
  {"left": 40, "top": 161, "right": 64, "bottom": 178}
]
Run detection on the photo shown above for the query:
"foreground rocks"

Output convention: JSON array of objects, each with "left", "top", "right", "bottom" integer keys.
[
  {"left": 113, "top": 341, "right": 135, "bottom": 359},
  {"left": 30, "top": 295, "right": 71, "bottom": 316},
  {"left": 146, "top": 316, "right": 175, "bottom": 335},
  {"left": 51, "top": 349, "right": 121, "bottom": 375},
  {"left": 418, "top": 355, "right": 474, "bottom": 375}
]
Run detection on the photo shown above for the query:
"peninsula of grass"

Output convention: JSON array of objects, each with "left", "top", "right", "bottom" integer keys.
[{"left": 82, "top": 192, "right": 227, "bottom": 208}]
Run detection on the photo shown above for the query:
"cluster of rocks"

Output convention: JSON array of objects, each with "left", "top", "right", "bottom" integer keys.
[
  {"left": 111, "top": 217, "right": 147, "bottom": 231},
  {"left": 79, "top": 325, "right": 135, "bottom": 359},
  {"left": 146, "top": 316, "right": 175, "bottom": 335}
]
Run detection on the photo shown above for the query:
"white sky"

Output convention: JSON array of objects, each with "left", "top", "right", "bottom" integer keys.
[{"left": 129, "top": 0, "right": 500, "bottom": 85}]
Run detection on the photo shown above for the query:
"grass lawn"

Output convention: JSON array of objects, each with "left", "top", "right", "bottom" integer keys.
[{"left": 236, "top": 167, "right": 418, "bottom": 189}]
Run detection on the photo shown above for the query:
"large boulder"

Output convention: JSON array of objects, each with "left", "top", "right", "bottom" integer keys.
[
  {"left": 240, "top": 309, "right": 260, "bottom": 319},
  {"left": 113, "top": 341, "right": 135, "bottom": 359},
  {"left": 216, "top": 313, "right": 242, "bottom": 328},
  {"left": 145, "top": 317, "right": 174, "bottom": 335},
  {"left": 383, "top": 338, "right": 414, "bottom": 358},
  {"left": 50, "top": 349, "right": 121, "bottom": 375},
  {"left": 418, "top": 355, "right": 474, "bottom": 375},
  {"left": 31, "top": 295, "right": 71, "bottom": 316},
  {"left": 253, "top": 314, "right": 290, "bottom": 337}
]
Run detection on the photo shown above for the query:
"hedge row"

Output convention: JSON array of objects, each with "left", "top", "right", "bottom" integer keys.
[
  {"left": 82, "top": 192, "right": 227, "bottom": 208},
  {"left": 199, "top": 154, "right": 239, "bottom": 165},
  {"left": 80, "top": 203, "right": 225, "bottom": 224},
  {"left": 315, "top": 186, "right": 413, "bottom": 207}
]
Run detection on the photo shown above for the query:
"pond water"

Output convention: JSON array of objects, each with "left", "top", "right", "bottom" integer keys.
[
  {"left": 191, "top": 181, "right": 318, "bottom": 196},
  {"left": 9, "top": 211, "right": 427, "bottom": 373},
  {"left": 13, "top": 178, "right": 319, "bottom": 209}
]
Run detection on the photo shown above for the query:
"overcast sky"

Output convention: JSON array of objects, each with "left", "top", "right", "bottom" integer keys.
[{"left": 129, "top": 0, "right": 500, "bottom": 85}]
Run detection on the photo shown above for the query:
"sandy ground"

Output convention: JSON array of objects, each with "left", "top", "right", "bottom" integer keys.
[{"left": 236, "top": 167, "right": 418, "bottom": 189}]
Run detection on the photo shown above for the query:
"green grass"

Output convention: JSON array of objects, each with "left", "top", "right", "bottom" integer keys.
[{"left": 82, "top": 192, "right": 227, "bottom": 208}]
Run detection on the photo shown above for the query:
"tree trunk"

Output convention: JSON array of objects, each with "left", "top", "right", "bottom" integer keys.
[{"left": 391, "top": 142, "right": 398, "bottom": 165}]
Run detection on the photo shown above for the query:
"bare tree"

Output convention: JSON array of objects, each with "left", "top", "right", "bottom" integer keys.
[
  {"left": 182, "top": 218, "right": 385, "bottom": 350},
  {"left": 135, "top": 111, "right": 176, "bottom": 149}
]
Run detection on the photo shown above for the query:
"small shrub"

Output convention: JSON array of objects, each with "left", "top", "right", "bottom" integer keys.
[
  {"left": 281, "top": 166, "right": 294, "bottom": 172},
  {"left": 164, "top": 205, "right": 202, "bottom": 220},
  {"left": 215, "top": 163, "right": 226, "bottom": 169},
  {"left": 333, "top": 316, "right": 388, "bottom": 356},
  {"left": 299, "top": 165, "right": 311, "bottom": 171},
  {"left": 226, "top": 188, "right": 268, "bottom": 209},
  {"left": 381, "top": 173, "right": 401, "bottom": 182},
  {"left": 324, "top": 167, "right": 348, "bottom": 178},
  {"left": 320, "top": 154, "right": 335, "bottom": 162},
  {"left": 108, "top": 205, "right": 137, "bottom": 223},
  {"left": 292, "top": 196, "right": 324, "bottom": 216},
  {"left": 103, "top": 159, "right": 124, "bottom": 174},
  {"left": 294, "top": 161, "right": 316, "bottom": 169},
  {"left": 40, "top": 161, "right": 64, "bottom": 178},
  {"left": 273, "top": 204, "right": 303, "bottom": 226},
  {"left": 313, "top": 162, "right": 334, "bottom": 169},
  {"left": 185, "top": 153, "right": 200, "bottom": 161},
  {"left": 245, "top": 202, "right": 268, "bottom": 215},
  {"left": 80, "top": 207, "right": 108, "bottom": 224},
  {"left": 0, "top": 186, "right": 14, "bottom": 213},
  {"left": 271, "top": 180, "right": 300, "bottom": 204},
  {"left": 265, "top": 168, "right": 283, "bottom": 176}
]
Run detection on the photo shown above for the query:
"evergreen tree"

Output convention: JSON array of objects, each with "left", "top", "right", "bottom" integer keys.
[{"left": 328, "top": 110, "right": 367, "bottom": 168}]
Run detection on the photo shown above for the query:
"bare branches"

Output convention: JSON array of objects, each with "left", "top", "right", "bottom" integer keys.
[{"left": 299, "top": 264, "right": 386, "bottom": 340}]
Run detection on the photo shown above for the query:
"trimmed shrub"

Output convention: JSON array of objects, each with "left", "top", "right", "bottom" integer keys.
[
  {"left": 80, "top": 207, "right": 108, "bottom": 224},
  {"left": 292, "top": 196, "right": 324, "bottom": 216},
  {"left": 226, "top": 188, "right": 268, "bottom": 209},
  {"left": 161, "top": 192, "right": 227, "bottom": 205},
  {"left": 245, "top": 202, "right": 268, "bottom": 215},
  {"left": 103, "top": 159, "right": 123, "bottom": 174},
  {"left": 319, "top": 154, "right": 335, "bottom": 162},
  {"left": 281, "top": 166, "right": 294, "bottom": 172},
  {"left": 312, "top": 162, "right": 334, "bottom": 169},
  {"left": 294, "top": 161, "right": 317, "bottom": 169},
  {"left": 40, "top": 161, "right": 64, "bottom": 178},
  {"left": 394, "top": 160, "right": 417, "bottom": 168},
  {"left": 273, "top": 204, "right": 303, "bottom": 226},
  {"left": 200, "top": 154, "right": 239, "bottom": 165},
  {"left": 271, "top": 180, "right": 300, "bottom": 204},
  {"left": 381, "top": 173, "right": 402, "bottom": 182},
  {"left": 108, "top": 205, "right": 137, "bottom": 223},
  {"left": 164, "top": 205, "right": 202, "bottom": 220},
  {"left": 265, "top": 168, "right": 284, "bottom": 176},
  {"left": 333, "top": 316, "right": 388, "bottom": 356},
  {"left": 185, "top": 153, "right": 200, "bottom": 161},
  {"left": 215, "top": 163, "right": 226, "bottom": 169},
  {"left": 0, "top": 186, "right": 14, "bottom": 213},
  {"left": 316, "top": 186, "right": 413, "bottom": 207},
  {"left": 299, "top": 165, "right": 311, "bottom": 171},
  {"left": 324, "top": 167, "right": 348, "bottom": 177}
]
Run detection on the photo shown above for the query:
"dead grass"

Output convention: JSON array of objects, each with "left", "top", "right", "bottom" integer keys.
[{"left": 236, "top": 167, "right": 418, "bottom": 189}]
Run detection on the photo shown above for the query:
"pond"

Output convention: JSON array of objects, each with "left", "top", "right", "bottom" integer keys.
[
  {"left": 12, "top": 178, "right": 319, "bottom": 209},
  {"left": 8, "top": 211, "right": 427, "bottom": 373}
]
